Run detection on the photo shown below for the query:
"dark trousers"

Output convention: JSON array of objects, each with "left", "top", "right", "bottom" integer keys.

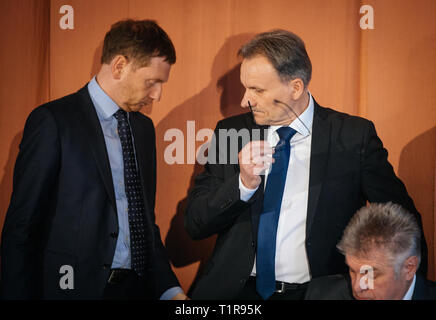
[
  {"left": 103, "top": 269, "right": 154, "bottom": 300},
  {"left": 237, "top": 277, "right": 308, "bottom": 300}
]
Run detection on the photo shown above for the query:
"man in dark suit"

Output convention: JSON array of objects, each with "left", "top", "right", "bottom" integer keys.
[
  {"left": 1, "top": 19, "right": 186, "bottom": 300},
  {"left": 305, "top": 203, "right": 436, "bottom": 300},
  {"left": 184, "top": 30, "right": 427, "bottom": 300}
]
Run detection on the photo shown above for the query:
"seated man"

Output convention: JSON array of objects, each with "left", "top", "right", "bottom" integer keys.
[{"left": 305, "top": 202, "right": 436, "bottom": 300}]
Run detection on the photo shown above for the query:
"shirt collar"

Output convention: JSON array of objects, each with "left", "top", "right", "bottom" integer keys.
[
  {"left": 269, "top": 91, "right": 314, "bottom": 137},
  {"left": 87, "top": 76, "right": 120, "bottom": 120},
  {"left": 403, "top": 274, "right": 416, "bottom": 300}
]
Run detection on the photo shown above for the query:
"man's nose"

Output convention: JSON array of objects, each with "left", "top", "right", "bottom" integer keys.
[
  {"left": 240, "top": 90, "right": 252, "bottom": 108},
  {"left": 352, "top": 274, "right": 365, "bottom": 294},
  {"left": 149, "top": 83, "right": 162, "bottom": 102}
]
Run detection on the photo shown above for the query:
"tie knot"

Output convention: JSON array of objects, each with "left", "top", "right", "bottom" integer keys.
[
  {"left": 114, "top": 109, "right": 128, "bottom": 122},
  {"left": 276, "top": 126, "right": 297, "bottom": 143}
]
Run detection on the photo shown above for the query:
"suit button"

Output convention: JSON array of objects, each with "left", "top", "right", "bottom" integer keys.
[
  {"left": 102, "top": 264, "right": 110, "bottom": 270},
  {"left": 240, "top": 278, "right": 246, "bottom": 284},
  {"left": 110, "top": 232, "right": 118, "bottom": 238},
  {"left": 251, "top": 241, "right": 255, "bottom": 247}
]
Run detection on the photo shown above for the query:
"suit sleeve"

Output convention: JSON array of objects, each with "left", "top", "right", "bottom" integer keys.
[
  {"left": 1, "top": 106, "right": 60, "bottom": 299},
  {"left": 360, "top": 121, "right": 428, "bottom": 275},
  {"left": 184, "top": 121, "right": 253, "bottom": 240}
]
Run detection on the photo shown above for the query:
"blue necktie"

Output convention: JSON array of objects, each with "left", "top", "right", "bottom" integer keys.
[
  {"left": 114, "top": 109, "right": 149, "bottom": 276},
  {"left": 256, "top": 126, "right": 297, "bottom": 300}
]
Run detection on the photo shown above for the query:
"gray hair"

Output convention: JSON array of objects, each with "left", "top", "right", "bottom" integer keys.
[
  {"left": 337, "top": 202, "right": 421, "bottom": 276},
  {"left": 238, "top": 29, "right": 312, "bottom": 87}
]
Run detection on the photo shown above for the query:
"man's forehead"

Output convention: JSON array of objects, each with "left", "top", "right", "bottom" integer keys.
[
  {"left": 346, "top": 250, "right": 390, "bottom": 270},
  {"left": 135, "top": 57, "right": 171, "bottom": 79},
  {"left": 241, "top": 55, "right": 275, "bottom": 73},
  {"left": 240, "top": 55, "right": 280, "bottom": 86}
]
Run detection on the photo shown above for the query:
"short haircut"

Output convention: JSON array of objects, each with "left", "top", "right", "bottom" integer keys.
[
  {"left": 238, "top": 29, "right": 312, "bottom": 87},
  {"left": 337, "top": 202, "right": 421, "bottom": 274},
  {"left": 101, "top": 19, "right": 176, "bottom": 68}
]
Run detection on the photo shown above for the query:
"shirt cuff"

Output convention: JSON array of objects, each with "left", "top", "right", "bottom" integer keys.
[
  {"left": 159, "top": 286, "right": 184, "bottom": 300},
  {"left": 239, "top": 174, "right": 258, "bottom": 202}
]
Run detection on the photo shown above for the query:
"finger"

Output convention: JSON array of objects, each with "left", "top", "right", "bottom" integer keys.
[
  {"left": 253, "top": 161, "right": 271, "bottom": 175},
  {"left": 250, "top": 145, "right": 273, "bottom": 158},
  {"left": 240, "top": 141, "right": 273, "bottom": 165},
  {"left": 251, "top": 154, "right": 273, "bottom": 166},
  {"left": 240, "top": 149, "right": 252, "bottom": 165},
  {"left": 249, "top": 140, "right": 273, "bottom": 151},
  {"left": 242, "top": 140, "right": 273, "bottom": 154}
]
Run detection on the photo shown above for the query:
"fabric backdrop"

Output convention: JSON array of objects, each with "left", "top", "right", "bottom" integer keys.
[{"left": 1, "top": 0, "right": 435, "bottom": 292}]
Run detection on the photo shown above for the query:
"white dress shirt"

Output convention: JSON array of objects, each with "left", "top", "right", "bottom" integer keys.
[
  {"left": 403, "top": 275, "right": 416, "bottom": 300},
  {"left": 239, "top": 93, "right": 314, "bottom": 284}
]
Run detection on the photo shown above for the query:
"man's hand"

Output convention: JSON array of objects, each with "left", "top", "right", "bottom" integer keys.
[
  {"left": 238, "top": 140, "right": 274, "bottom": 189},
  {"left": 172, "top": 292, "right": 190, "bottom": 300}
]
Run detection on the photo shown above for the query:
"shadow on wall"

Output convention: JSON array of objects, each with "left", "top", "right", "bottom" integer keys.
[
  {"left": 398, "top": 126, "right": 436, "bottom": 281},
  {"left": 159, "top": 33, "right": 253, "bottom": 295}
]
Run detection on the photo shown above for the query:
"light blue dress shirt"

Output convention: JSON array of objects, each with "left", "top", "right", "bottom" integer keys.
[{"left": 87, "top": 77, "right": 182, "bottom": 300}]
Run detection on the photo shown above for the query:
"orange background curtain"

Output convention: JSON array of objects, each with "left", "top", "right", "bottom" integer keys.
[{"left": 1, "top": 0, "right": 435, "bottom": 292}]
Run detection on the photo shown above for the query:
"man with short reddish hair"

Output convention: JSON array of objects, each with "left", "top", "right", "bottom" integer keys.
[{"left": 1, "top": 19, "right": 186, "bottom": 300}]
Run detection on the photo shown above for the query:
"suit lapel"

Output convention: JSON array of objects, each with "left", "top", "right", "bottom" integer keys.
[
  {"left": 412, "top": 274, "right": 427, "bottom": 300},
  {"left": 306, "top": 102, "right": 331, "bottom": 237},
  {"left": 75, "top": 86, "right": 117, "bottom": 214}
]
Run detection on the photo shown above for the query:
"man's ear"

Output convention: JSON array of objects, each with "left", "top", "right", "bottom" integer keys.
[
  {"left": 402, "top": 256, "right": 418, "bottom": 281},
  {"left": 289, "top": 78, "right": 305, "bottom": 100},
  {"left": 110, "top": 55, "right": 128, "bottom": 80}
]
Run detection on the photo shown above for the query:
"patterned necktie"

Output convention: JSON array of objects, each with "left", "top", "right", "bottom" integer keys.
[
  {"left": 256, "top": 126, "right": 297, "bottom": 300},
  {"left": 114, "top": 109, "right": 149, "bottom": 276}
]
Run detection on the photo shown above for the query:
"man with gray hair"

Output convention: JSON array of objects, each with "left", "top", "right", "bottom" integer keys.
[
  {"left": 305, "top": 202, "right": 436, "bottom": 300},
  {"left": 185, "top": 30, "right": 427, "bottom": 300}
]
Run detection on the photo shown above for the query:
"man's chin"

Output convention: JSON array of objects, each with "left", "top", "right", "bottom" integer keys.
[
  {"left": 131, "top": 103, "right": 150, "bottom": 112},
  {"left": 252, "top": 114, "right": 267, "bottom": 126}
]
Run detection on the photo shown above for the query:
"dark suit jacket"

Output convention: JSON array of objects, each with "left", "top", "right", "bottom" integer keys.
[
  {"left": 305, "top": 273, "right": 436, "bottom": 300},
  {"left": 184, "top": 100, "right": 427, "bottom": 299},
  {"left": 0, "top": 85, "right": 179, "bottom": 299}
]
